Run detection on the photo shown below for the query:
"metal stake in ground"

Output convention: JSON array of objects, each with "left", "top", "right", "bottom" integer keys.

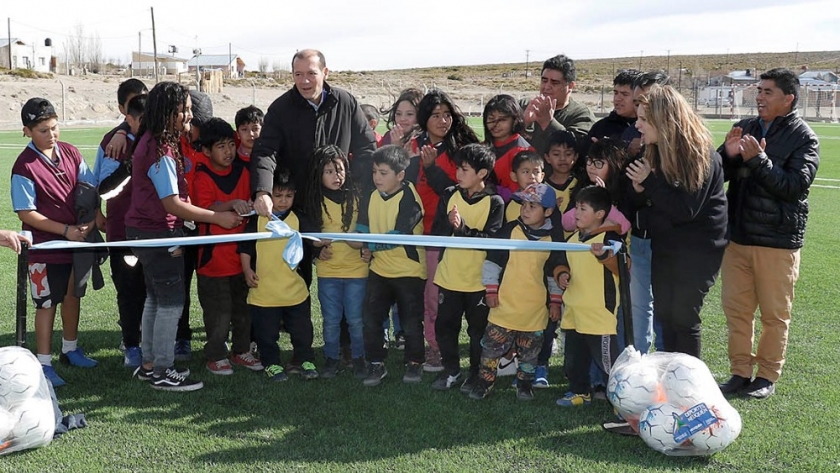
[{"left": 16, "top": 242, "right": 28, "bottom": 347}]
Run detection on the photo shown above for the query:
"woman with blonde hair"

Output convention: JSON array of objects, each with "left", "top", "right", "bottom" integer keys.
[{"left": 626, "top": 85, "right": 727, "bottom": 358}]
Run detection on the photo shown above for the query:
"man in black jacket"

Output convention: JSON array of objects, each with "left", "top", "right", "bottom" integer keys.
[
  {"left": 251, "top": 49, "right": 376, "bottom": 215},
  {"left": 717, "top": 68, "right": 820, "bottom": 399},
  {"left": 584, "top": 70, "right": 640, "bottom": 155}
]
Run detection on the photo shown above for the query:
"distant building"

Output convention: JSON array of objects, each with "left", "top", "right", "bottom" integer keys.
[
  {"left": 725, "top": 70, "right": 760, "bottom": 85},
  {"left": 0, "top": 38, "right": 52, "bottom": 73},
  {"left": 799, "top": 70, "right": 839, "bottom": 87},
  {"left": 131, "top": 51, "right": 189, "bottom": 76},
  {"left": 187, "top": 54, "right": 245, "bottom": 79}
]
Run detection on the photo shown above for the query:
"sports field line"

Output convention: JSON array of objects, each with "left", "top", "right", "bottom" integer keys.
[{"left": 812, "top": 184, "right": 840, "bottom": 189}]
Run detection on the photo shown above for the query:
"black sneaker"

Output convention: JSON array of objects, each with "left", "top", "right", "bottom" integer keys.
[
  {"left": 469, "top": 379, "right": 493, "bottom": 400},
  {"left": 392, "top": 332, "right": 406, "bottom": 350},
  {"left": 321, "top": 358, "right": 341, "bottom": 379},
  {"left": 363, "top": 362, "right": 388, "bottom": 387},
  {"left": 460, "top": 373, "right": 479, "bottom": 394},
  {"left": 134, "top": 365, "right": 190, "bottom": 381},
  {"left": 151, "top": 368, "right": 203, "bottom": 392},
  {"left": 431, "top": 371, "right": 462, "bottom": 391},
  {"left": 133, "top": 365, "right": 154, "bottom": 381},
  {"left": 403, "top": 362, "right": 423, "bottom": 384},
  {"left": 719, "top": 374, "right": 751, "bottom": 395},
  {"left": 352, "top": 358, "right": 367, "bottom": 379},
  {"left": 517, "top": 380, "right": 535, "bottom": 401},
  {"left": 744, "top": 377, "right": 775, "bottom": 399}
]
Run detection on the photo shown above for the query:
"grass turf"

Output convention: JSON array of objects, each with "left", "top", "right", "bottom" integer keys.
[{"left": 0, "top": 120, "right": 838, "bottom": 471}]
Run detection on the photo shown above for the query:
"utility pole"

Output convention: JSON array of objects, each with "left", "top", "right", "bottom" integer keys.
[
  {"left": 525, "top": 49, "right": 530, "bottom": 78},
  {"left": 228, "top": 42, "right": 232, "bottom": 79},
  {"left": 7, "top": 18, "right": 12, "bottom": 70},
  {"left": 667, "top": 50, "right": 671, "bottom": 74},
  {"left": 639, "top": 50, "right": 643, "bottom": 70},
  {"left": 678, "top": 61, "right": 683, "bottom": 93},
  {"left": 151, "top": 7, "right": 158, "bottom": 83}
]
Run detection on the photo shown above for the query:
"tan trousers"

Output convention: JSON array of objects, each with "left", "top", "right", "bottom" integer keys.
[{"left": 721, "top": 242, "right": 800, "bottom": 382}]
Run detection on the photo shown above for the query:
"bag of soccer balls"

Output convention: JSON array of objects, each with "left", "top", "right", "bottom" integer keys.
[
  {"left": 0, "top": 346, "right": 57, "bottom": 455},
  {"left": 606, "top": 346, "right": 742, "bottom": 456}
]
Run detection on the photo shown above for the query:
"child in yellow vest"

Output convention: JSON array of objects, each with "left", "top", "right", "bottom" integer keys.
[
  {"left": 470, "top": 183, "right": 564, "bottom": 401},
  {"left": 239, "top": 170, "right": 319, "bottom": 382},
  {"left": 550, "top": 185, "right": 625, "bottom": 406},
  {"left": 430, "top": 144, "right": 504, "bottom": 393}
]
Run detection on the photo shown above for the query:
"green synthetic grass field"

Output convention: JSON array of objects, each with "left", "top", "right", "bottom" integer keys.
[{"left": 0, "top": 120, "right": 838, "bottom": 472}]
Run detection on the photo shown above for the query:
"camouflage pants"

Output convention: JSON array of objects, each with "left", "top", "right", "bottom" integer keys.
[{"left": 478, "top": 322, "right": 544, "bottom": 385}]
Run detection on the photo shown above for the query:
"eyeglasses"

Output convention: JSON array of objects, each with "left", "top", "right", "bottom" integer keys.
[
  {"left": 586, "top": 159, "right": 605, "bottom": 169},
  {"left": 485, "top": 116, "right": 512, "bottom": 127}
]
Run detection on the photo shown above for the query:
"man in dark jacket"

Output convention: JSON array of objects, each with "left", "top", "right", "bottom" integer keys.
[
  {"left": 584, "top": 70, "right": 640, "bottom": 155},
  {"left": 524, "top": 54, "right": 595, "bottom": 158},
  {"left": 251, "top": 49, "right": 376, "bottom": 215},
  {"left": 717, "top": 68, "right": 820, "bottom": 399}
]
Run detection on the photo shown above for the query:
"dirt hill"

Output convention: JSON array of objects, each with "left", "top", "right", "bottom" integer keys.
[{"left": 1, "top": 50, "right": 837, "bottom": 130}]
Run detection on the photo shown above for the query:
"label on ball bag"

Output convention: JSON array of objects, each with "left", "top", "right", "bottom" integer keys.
[{"left": 673, "top": 403, "right": 717, "bottom": 443}]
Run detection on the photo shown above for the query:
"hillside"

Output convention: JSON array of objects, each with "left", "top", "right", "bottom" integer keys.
[{"left": 1, "top": 50, "right": 837, "bottom": 129}]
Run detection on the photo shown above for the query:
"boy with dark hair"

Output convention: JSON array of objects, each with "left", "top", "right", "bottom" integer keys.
[
  {"left": 95, "top": 90, "right": 148, "bottom": 368},
  {"left": 361, "top": 104, "right": 383, "bottom": 147},
  {"left": 532, "top": 130, "right": 581, "bottom": 389},
  {"left": 357, "top": 145, "right": 427, "bottom": 386},
  {"left": 234, "top": 105, "right": 264, "bottom": 164},
  {"left": 470, "top": 183, "right": 563, "bottom": 401},
  {"left": 504, "top": 150, "right": 545, "bottom": 223},
  {"left": 192, "top": 118, "right": 260, "bottom": 375},
  {"left": 11, "top": 97, "right": 98, "bottom": 387},
  {"left": 430, "top": 143, "right": 504, "bottom": 392},
  {"left": 239, "top": 170, "right": 320, "bottom": 381},
  {"left": 550, "top": 185, "right": 624, "bottom": 407}
]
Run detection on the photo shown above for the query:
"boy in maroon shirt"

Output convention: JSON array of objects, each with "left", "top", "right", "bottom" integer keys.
[{"left": 11, "top": 98, "right": 99, "bottom": 387}]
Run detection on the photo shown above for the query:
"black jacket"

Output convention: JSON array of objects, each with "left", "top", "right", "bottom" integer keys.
[
  {"left": 640, "top": 150, "right": 728, "bottom": 256},
  {"left": 718, "top": 112, "right": 819, "bottom": 249},
  {"left": 583, "top": 111, "right": 634, "bottom": 156},
  {"left": 250, "top": 83, "right": 377, "bottom": 202}
]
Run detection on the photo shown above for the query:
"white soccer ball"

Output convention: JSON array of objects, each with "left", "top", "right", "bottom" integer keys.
[
  {"left": 690, "top": 405, "right": 742, "bottom": 454},
  {"left": 0, "top": 406, "right": 14, "bottom": 441},
  {"left": 9, "top": 398, "right": 54, "bottom": 448},
  {"left": 608, "top": 362, "right": 663, "bottom": 419},
  {"left": 0, "top": 349, "right": 44, "bottom": 409},
  {"left": 639, "top": 403, "right": 685, "bottom": 451}
]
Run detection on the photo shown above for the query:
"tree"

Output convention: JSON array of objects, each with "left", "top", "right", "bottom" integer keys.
[
  {"left": 88, "top": 33, "right": 103, "bottom": 73},
  {"left": 258, "top": 57, "right": 269, "bottom": 74},
  {"left": 65, "top": 23, "right": 86, "bottom": 68}
]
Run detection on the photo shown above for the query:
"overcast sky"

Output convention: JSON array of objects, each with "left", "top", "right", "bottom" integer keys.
[{"left": 4, "top": 0, "right": 839, "bottom": 71}]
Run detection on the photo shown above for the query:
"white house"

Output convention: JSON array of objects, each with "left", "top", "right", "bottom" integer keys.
[
  {"left": 187, "top": 54, "right": 245, "bottom": 78},
  {"left": 799, "top": 70, "right": 839, "bottom": 87},
  {"left": 131, "top": 51, "right": 189, "bottom": 76},
  {"left": 0, "top": 38, "right": 52, "bottom": 73}
]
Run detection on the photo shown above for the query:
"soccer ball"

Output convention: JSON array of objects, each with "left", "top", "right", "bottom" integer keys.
[
  {"left": 660, "top": 356, "right": 714, "bottom": 409},
  {"left": 608, "top": 362, "right": 663, "bottom": 418},
  {"left": 690, "top": 405, "right": 742, "bottom": 454},
  {"left": 639, "top": 403, "right": 685, "bottom": 451},
  {"left": 0, "top": 406, "right": 14, "bottom": 441},
  {"left": 9, "top": 398, "right": 54, "bottom": 448},
  {"left": 0, "top": 348, "right": 44, "bottom": 409}
]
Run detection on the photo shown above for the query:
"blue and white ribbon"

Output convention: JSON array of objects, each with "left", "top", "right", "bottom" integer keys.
[{"left": 26, "top": 224, "right": 623, "bottom": 270}]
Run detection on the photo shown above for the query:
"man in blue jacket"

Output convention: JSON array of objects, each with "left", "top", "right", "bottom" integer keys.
[{"left": 717, "top": 68, "right": 820, "bottom": 399}]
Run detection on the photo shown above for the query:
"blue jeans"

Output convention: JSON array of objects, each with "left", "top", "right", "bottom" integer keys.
[
  {"left": 318, "top": 277, "right": 366, "bottom": 360},
  {"left": 630, "top": 235, "right": 662, "bottom": 353},
  {"left": 127, "top": 227, "right": 185, "bottom": 375}
]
